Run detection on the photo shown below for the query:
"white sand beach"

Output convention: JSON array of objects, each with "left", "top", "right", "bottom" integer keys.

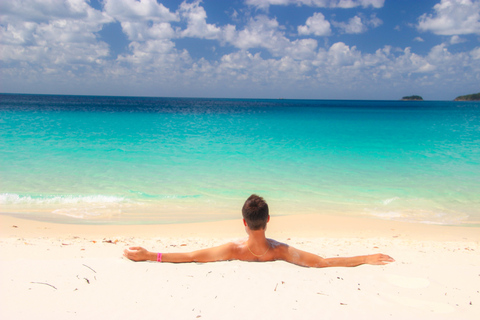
[{"left": 1, "top": 214, "right": 479, "bottom": 319}]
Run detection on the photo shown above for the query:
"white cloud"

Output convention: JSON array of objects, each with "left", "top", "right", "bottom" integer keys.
[
  {"left": 244, "top": 0, "right": 291, "bottom": 9},
  {"left": 298, "top": 12, "right": 332, "bottom": 36},
  {"left": 333, "top": 15, "right": 367, "bottom": 34},
  {"left": 327, "top": 42, "right": 361, "bottom": 66},
  {"left": 0, "top": 0, "right": 100, "bottom": 23},
  {"left": 0, "top": 0, "right": 113, "bottom": 66},
  {"left": 470, "top": 46, "right": 480, "bottom": 59},
  {"left": 127, "top": 40, "right": 477, "bottom": 98},
  {"left": 450, "top": 35, "right": 467, "bottom": 44},
  {"left": 178, "top": 0, "right": 222, "bottom": 40},
  {"left": 210, "top": 41, "right": 479, "bottom": 98},
  {"left": 102, "top": 0, "right": 186, "bottom": 74},
  {"left": 226, "top": 16, "right": 319, "bottom": 60},
  {"left": 103, "top": 0, "right": 178, "bottom": 22},
  {"left": 417, "top": 0, "right": 480, "bottom": 35},
  {"left": 119, "top": 21, "right": 176, "bottom": 41},
  {"left": 117, "top": 39, "right": 184, "bottom": 65},
  {"left": 414, "top": 37, "right": 425, "bottom": 42},
  {"left": 104, "top": 0, "right": 178, "bottom": 41},
  {"left": 335, "top": 0, "right": 385, "bottom": 8},
  {"left": 367, "top": 14, "right": 383, "bottom": 28},
  {"left": 332, "top": 14, "right": 382, "bottom": 34},
  {"left": 245, "top": 0, "right": 384, "bottom": 9},
  {"left": 416, "top": 62, "right": 436, "bottom": 73},
  {"left": 286, "top": 39, "right": 318, "bottom": 60},
  {"left": 228, "top": 16, "right": 291, "bottom": 54}
]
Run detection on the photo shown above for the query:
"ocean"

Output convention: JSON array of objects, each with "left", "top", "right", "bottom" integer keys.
[{"left": 1, "top": 94, "right": 479, "bottom": 226}]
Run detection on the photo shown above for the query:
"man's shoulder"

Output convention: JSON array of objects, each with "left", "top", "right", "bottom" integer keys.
[
  {"left": 224, "top": 240, "right": 246, "bottom": 252},
  {"left": 268, "top": 239, "right": 290, "bottom": 259},
  {"left": 268, "top": 239, "right": 289, "bottom": 249}
]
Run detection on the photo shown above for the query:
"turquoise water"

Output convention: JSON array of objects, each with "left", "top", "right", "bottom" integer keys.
[{"left": 1, "top": 94, "right": 479, "bottom": 225}]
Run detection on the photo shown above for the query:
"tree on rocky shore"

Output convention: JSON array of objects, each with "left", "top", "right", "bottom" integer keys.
[{"left": 454, "top": 93, "right": 480, "bottom": 101}]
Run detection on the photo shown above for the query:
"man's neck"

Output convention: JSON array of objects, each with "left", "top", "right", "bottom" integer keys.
[{"left": 247, "top": 229, "right": 268, "bottom": 245}]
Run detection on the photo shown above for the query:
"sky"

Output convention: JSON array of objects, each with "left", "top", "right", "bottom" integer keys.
[{"left": 1, "top": 0, "right": 479, "bottom": 100}]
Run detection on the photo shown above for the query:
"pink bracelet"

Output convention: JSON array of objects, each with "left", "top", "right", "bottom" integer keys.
[{"left": 157, "top": 252, "right": 162, "bottom": 262}]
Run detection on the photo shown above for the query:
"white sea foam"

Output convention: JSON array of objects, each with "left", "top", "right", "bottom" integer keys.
[
  {"left": 369, "top": 211, "right": 404, "bottom": 219},
  {"left": 366, "top": 208, "right": 469, "bottom": 225},
  {"left": 0, "top": 193, "right": 127, "bottom": 205},
  {"left": 382, "top": 197, "right": 400, "bottom": 205},
  {"left": 0, "top": 193, "right": 130, "bottom": 220},
  {"left": 369, "top": 196, "right": 472, "bottom": 225},
  {"left": 52, "top": 206, "right": 120, "bottom": 219}
]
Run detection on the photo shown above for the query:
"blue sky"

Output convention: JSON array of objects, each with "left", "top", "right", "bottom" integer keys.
[{"left": 1, "top": 0, "right": 479, "bottom": 99}]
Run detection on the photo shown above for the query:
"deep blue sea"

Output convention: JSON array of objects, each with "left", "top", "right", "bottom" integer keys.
[{"left": 1, "top": 94, "right": 479, "bottom": 225}]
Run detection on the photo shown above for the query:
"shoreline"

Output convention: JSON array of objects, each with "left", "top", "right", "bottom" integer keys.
[
  {"left": 3, "top": 192, "right": 479, "bottom": 227},
  {"left": 1, "top": 214, "right": 479, "bottom": 319},
  {"left": 1, "top": 212, "right": 479, "bottom": 241}
]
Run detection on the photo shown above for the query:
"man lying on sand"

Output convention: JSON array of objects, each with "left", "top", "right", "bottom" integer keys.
[{"left": 124, "top": 194, "right": 394, "bottom": 267}]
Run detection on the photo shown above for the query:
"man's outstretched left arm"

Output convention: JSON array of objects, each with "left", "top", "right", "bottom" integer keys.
[{"left": 280, "top": 246, "right": 394, "bottom": 268}]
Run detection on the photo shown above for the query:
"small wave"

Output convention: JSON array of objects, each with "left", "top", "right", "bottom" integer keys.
[
  {"left": 0, "top": 193, "right": 127, "bottom": 205},
  {"left": 52, "top": 206, "right": 120, "bottom": 219},
  {"left": 1, "top": 193, "right": 130, "bottom": 220},
  {"left": 369, "top": 211, "right": 404, "bottom": 219},
  {"left": 366, "top": 208, "right": 469, "bottom": 225},
  {"left": 128, "top": 190, "right": 201, "bottom": 199},
  {"left": 369, "top": 196, "right": 471, "bottom": 225}
]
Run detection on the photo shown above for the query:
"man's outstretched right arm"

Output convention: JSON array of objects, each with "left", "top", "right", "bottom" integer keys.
[{"left": 124, "top": 243, "right": 235, "bottom": 263}]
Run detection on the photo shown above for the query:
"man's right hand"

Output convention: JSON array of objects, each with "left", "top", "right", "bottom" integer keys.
[{"left": 124, "top": 246, "right": 155, "bottom": 261}]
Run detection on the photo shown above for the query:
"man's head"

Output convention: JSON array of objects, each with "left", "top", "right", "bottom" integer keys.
[{"left": 242, "top": 194, "right": 269, "bottom": 230}]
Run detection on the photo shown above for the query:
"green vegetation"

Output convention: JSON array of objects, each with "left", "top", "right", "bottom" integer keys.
[
  {"left": 454, "top": 92, "right": 480, "bottom": 101},
  {"left": 401, "top": 95, "right": 423, "bottom": 101}
]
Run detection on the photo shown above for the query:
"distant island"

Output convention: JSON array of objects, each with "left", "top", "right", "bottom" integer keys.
[
  {"left": 401, "top": 95, "right": 423, "bottom": 101},
  {"left": 454, "top": 92, "right": 480, "bottom": 101}
]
